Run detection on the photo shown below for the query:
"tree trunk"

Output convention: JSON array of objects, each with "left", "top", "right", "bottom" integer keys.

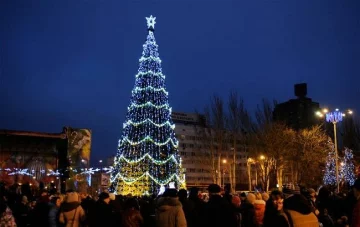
[
  {"left": 247, "top": 163, "right": 251, "bottom": 191},
  {"left": 232, "top": 150, "right": 236, "bottom": 192},
  {"left": 217, "top": 155, "right": 221, "bottom": 185},
  {"left": 277, "top": 167, "right": 283, "bottom": 191}
]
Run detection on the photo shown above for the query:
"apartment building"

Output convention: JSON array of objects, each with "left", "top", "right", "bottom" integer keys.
[{"left": 172, "top": 112, "right": 252, "bottom": 190}]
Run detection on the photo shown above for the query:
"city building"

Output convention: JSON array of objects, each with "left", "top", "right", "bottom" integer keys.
[
  {"left": 0, "top": 127, "right": 92, "bottom": 192},
  {"left": 172, "top": 112, "right": 251, "bottom": 190},
  {"left": 273, "top": 83, "right": 320, "bottom": 130}
]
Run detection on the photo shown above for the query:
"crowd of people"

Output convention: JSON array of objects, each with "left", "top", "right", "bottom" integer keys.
[{"left": 1, "top": 179, "right": 360, "bottom": 227}]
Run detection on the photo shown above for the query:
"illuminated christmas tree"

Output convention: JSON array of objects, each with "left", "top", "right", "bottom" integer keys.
[
  {"left": 340, "top": 147, "right": 356, "bottom": 186},
  {"left": 323, "top": 142, "right": 337, "bottom": 186},
  {"left": 109, "top": 16, "right": 184, "bottom": 196}
]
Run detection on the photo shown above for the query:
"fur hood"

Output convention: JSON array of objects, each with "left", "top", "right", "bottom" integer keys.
[{"left": 156, "top": 197, "right": 182, "bottom": 212}]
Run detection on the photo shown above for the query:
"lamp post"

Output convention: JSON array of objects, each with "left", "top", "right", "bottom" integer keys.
[{"left": 316, "top": 108, "right": 353, "bottom": 193}]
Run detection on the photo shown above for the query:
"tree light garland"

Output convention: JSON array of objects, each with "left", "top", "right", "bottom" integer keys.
[
  {"left": 123, "top": 119, "right": 174, "bottom": 129},
  {"left": 340, "top": 147, "right": 356, "bottom": 186}
]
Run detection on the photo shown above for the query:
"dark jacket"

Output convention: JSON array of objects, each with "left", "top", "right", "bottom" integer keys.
[{"left": 201, "top": 194, "right": 237, "bottom": 227}]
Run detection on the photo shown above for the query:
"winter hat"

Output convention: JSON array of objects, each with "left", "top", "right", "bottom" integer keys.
[
  {"left": 207, "top": 184, "right": 221, "bottom": 194},
  {"left": 246, "top": 193, "right": 256, "bottom": 204},
  {"left": 261, "top": 192, "right": 269, "bottom": 201},
  {"left": 232, "top": 196, "right": 241, "bottom": 207},
  {"left": 240, "top": 192, "right": 247, "bottom": 199}
]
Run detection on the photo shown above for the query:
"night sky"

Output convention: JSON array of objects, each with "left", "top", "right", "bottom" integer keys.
[{"left": 1, "top": 0, "right": 359, "bottom": 163}]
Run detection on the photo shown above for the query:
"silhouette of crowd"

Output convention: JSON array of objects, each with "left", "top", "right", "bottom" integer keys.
[{"left": 1, "top": 179, "right": 360, "bottom": 227}]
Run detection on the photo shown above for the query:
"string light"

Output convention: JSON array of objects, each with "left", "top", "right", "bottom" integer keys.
[
  {"left": 123, "top": 119, "right": 174, "bottom": 129},
  {"left": 119, "top": 136, "right": 179, "bottom": 147},
  {"left": 340, "top": 148, "right": 356, "bottom": 186},
  {"left": 118, "top": 154, "right": 179, "bottom": 165},
  {"left": 323, "top": 140, "right": 337, "bottom": 186}
]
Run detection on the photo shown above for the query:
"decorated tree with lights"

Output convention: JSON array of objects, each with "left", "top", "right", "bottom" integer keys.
[
  {"left": 340, "top": 147, "right": 356, "bottom": 186},
  {"left": 323, "top": 141, "right": 337, "bottom": 186},
  {"left": 109, "top": 16, "right": 184, "bottom": 196}
]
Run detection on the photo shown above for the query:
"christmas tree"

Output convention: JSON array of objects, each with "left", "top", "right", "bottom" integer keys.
[
  {"left": 109, "top": 16, "right": 184, "bottom": 196},
  {"left": 340, "top": 147, "right": 356, "bottom": 186},
  {"left": 323, "top": 141, "right": 337, "bottom": 186}
]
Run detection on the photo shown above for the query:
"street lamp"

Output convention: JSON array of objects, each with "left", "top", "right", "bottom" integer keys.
[
  {"left": 317, "top": 108, "right": 353, "bottom": 193},
  {"left": 99, "top": 160, "right": 103, "bottom": 172}
]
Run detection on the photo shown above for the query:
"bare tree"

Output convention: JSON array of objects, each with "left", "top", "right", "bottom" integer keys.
[
  {"left": 290, "top": 125, "right": 329, "bottom": 186},
  {"left": 227, "top": 91, "right": 252, "bottom": 192},
  {"left": 195, "top": 94, "right": 228, "bottom": 185}
]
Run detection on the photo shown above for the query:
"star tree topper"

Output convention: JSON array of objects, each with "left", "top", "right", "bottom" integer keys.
[{"left": 146, "top": 15, "right": 156, "bottom": 30}]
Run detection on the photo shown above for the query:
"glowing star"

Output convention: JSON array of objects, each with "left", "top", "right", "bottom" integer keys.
[{"left": 146, "top": 15, "right": 156, "bottom": 30}]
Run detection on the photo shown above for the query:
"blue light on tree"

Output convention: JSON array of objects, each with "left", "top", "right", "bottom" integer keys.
[
  {"left": 323, "top": 141, "right": 337, "bottom": 186},
  {"left": 340, "top": 148, "right": 356, "bottom": 186},
  {"left": 109, "top": 16, "right": 185, "bottom": 196}
]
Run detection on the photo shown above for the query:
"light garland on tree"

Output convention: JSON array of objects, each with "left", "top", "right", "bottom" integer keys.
[
  {"left": 128, "top": 102, "right": 169, "bottom": 110},
  {"left": 123, "top": 119, "right": 174, "bottom": 129},
  {"left": 323, "top": 141, "right": 337, "bottom": 186},
  {"left": 119, "top": 136, "right": 179, "bottom": 147},
  {"left": 135, "top": 71, "right": 165, "bottom": 79},
  {"left": 118, "top": 153, "right": 179, "bottom": 165},
  {"left": 132, "top": 86, "right": 169, "bottom": 95},
  {"left": 340, "top": 147, "right": 356, "bottom": 186},
  {"left": 111, "top": 171, "right": 184, "bottom": 185},
  {"left": 109, "top": 15, "right": 184, "bottom": 196}
]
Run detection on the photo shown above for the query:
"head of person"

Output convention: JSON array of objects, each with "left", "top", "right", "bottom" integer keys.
[
  {"left": 178, "top": 189, "right": 188, "bottom": 200},
  {"left": 163, "top": 188, "right": 178, "bottom": 198},
  {"left": 254, "top": 192, "right": 262, "bottom": 200},
  {"left": 246, "top": 193, "right": 256, "bottom": 204},
  {"left": 232, "top": 195, "right": 241, "bottom": 207},
  {"left": 99, "top": 192, "right": 110, "bottom": 204},
  {"left": 240, "top": 192, "right": 247, "bottom": 201},
  {"left": 189, "top": 187, "right": 199, "bottom": 199},
  {"left": 124, "top": 198, "right": 139, "bottom": 210},
  {"left": 207, "top": 184, "right": 221, "bottom": 197},
  {"left": 270, "top": 190, "right": 284, "bottom": 211},
  {"left": 262, "top": 192, "right": 269, "bottom": 201},
  {"left": 50, "top": 196, "right": 61, "bottom": 207}
]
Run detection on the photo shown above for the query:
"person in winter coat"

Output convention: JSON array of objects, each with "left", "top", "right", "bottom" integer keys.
[
  {"left": 155, "top": 188, "right": 186, "bottom": 227},
  {"left": 59, "top": 192, "right": 86, "bottom": 227},
  {"left": 49, "top": 196, "right": 61, "bottom": 227},
  {"left": 201, "top": 184, "right": 237, "bottom": 227},
  {"left": 284, "top": 193, "right": 319, "bottom": 227},
  {"left": 351, "top": 179, "right": 360, "bottom": 227},
  {"left": 93, "top": 192, "right": 115, "bottom": 227},
  {"left": 122, "top": 198, "right": 143, "bottom": 227},
  {"left": 263, "top": 190, "right": 290, "bottom": 227},
  {"left": 253, "top": 192, "right": 266, "bottom": 226},
  {"left": 239, "top": 193, "right": 257, "bottom": 227}
]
